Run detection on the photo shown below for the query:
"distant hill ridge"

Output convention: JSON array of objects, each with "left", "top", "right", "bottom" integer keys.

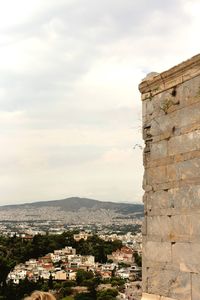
[{"left": 0, "top": 197, "right": 143, "bottom": 215}]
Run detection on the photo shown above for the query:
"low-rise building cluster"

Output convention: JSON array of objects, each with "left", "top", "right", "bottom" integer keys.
[
  {"left": 108, "top": 246, "right": 134, "bottom": 264},
  {"left": 99, "top": 232, "right": 142, "bottom": 251},
  {"left": 73, "top": 231, "right": 92, "bottom": 241},
  {"left": 8, "top": 246, "right": 94, "bottom": 284},
  {"left": 7, "top": 245, "right": 141, "bottom": 285}
]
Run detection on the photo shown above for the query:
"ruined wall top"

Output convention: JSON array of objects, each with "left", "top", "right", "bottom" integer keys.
[{"left": 139, "top": 54, "right": 200, "bottom": 98}]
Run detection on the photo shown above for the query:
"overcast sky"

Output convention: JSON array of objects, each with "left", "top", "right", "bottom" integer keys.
[{"left": 0, "top": 0, "right": 199, "bottom": 205}]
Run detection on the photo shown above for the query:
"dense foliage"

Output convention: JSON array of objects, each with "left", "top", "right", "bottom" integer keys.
[
  {"left": 74, "top": 288, "right": 118, "bottom": 300},
  {"left": 133, "top": 251, "right": 142, "bottom": 267}
]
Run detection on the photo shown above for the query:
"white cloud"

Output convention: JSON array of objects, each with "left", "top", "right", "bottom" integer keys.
[{"left": 0, "top": 0, "right": 199, "bottom": 204}]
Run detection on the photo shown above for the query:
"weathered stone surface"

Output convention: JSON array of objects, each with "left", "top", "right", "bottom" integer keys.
[
  {"left": 180, "top": 262, "right": 200, "bottom": 274},
  {"left": 179, "top": 75, "right": 200, "bottom": 107},
  {"left": 147, "top": 190, "right": 200, "bottom": 214},
  {"left": 168, "top": 186, "right": 200, "bottom": 209},
  {"left": 147, "top": 268, "right": 191, "bottom": 300},
  {"left": 169, "top": 272, "right": 191, "bottom": 300},
  {"left": 172, "top": 243, "right": 200, "bottom": 266},
  {"left": 148, "top": 190, "right": 172, "bottom": 211},
  {"left": 178, "top": 102, "right": 200, "bottom": 128},
  {"left": 170, "top": 215, "right": 192, "bottom": 240},
  {"left": 146, "top": 101, "right": 200, "bottom": 141},
  {"left": 146, "top": 166, "right": 167, "bottom": 185},
  {"left": 168, "top": 131, "right": 200, "bottom": 156},
  {"left": 151, "top": 140, "right": 168, "bottom": 159},
  {"left": 146, "top": 157, "right": 200, "bottom": 186},
  {"left": 142, "top": 292, "right": 187, "bottom": 300},
  {"left": 143, "top": 98, "right": 154, "bottom": 116},
  {"left": 142, "top": 293, "right": 161, "bottom": 300},
  {"left": 149, "top": 114, "right": 175, "bottom": 137},
  {"left": 140, "top": 55, "right": 200, "bottom": 300},
  {"left": 167, "top": 158, "right": 200, "bottom": 182},
  {"left": 142, "top": 216, "right": 147, "bottom": 235},
  {"left": 143, "top": 241, "right": 171, "bottom": 263},
  {"left": 160, "top": 297, "right": 177, "bottom": 300},
  {"left": 147, "top": 216, "right": 171, "bottom": 238},
  {"left": 191, "top": 274, "right": 200, "bottom": 300},
  {"left": 146, "top": 214, "right": 200, "bottom": 242},
  {"left": 190, "top": 215, "right": 200, "bottom": 239}
]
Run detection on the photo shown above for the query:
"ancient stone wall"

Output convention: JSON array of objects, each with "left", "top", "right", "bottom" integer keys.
[{"left": 139, "top": 54, "right": 200, "bottom": 300}]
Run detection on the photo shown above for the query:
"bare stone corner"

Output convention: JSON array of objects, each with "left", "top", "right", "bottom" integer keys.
[
  {"left": 139, "top": 53, "right": 200, "bottom": 300},
  {"left": 142, "top": 293, "right": 176, "bottom": 300}
]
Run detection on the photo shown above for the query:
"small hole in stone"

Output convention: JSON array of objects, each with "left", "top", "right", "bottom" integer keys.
[{"left": 171, "top": 88, "right": 177, "bottom": 97}]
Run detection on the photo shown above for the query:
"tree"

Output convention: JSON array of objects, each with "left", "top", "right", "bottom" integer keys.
[
  {"left": 48, "top": 273, "right": 54, "bottom": 289},
  {"left": 76, "top": 270, "right": 93, "bottom": 286},
  {"left": 110, "top": 277, "right": 125, "bottom": 287},
  {"left": 133, "top": 251, "right": 142, "bottom": 267},
  {"left": 0, "top": 257, "right": 15, "bottom": 286},
  {"left": 74, "top": 293, "right": 93, "bottom": 300},
  {"left": 97, "top": 288, "right": 118, "bottom": 300}
]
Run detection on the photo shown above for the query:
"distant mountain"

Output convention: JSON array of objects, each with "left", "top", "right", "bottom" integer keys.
[{"left": 0, "top": 197, "right": 144, "bottom": 223}]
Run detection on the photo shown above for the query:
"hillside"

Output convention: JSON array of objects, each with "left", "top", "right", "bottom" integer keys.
[{"left": 0, "top": 197, "right": 143, "bottom": 223}]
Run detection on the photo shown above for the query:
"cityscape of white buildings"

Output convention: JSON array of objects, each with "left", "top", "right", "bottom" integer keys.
[
  {"left": 0, "top": 209, "right": 142, "bottom": 300},
  {"left": 8, "top": 246, "right": 93, "bottom": 284},
  {"left": 8, "top": 245, "right": 141, "bottom": 284}
]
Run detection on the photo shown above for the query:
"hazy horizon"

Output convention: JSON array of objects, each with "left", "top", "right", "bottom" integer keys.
[
  {"left": 0, "top": 196, "right": 144, "bottom": 207},
  {"left": 0, "top": 0, "right": 200, "bottom": 205}
]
